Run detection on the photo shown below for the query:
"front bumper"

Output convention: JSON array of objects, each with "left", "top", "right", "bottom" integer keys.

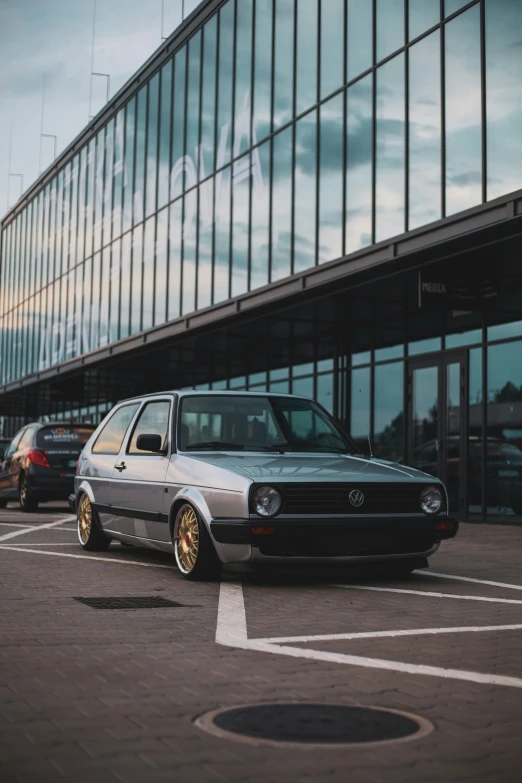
[{"left": 211, "top": 515, "right": 458, "bottom": 558}]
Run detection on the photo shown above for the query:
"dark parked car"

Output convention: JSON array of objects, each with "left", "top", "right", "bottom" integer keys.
[
  {"left": 0, "top": 423, "right": 96, "bottom": 511},
  {"left": 0, "top": 438, "right": 9, "bottom": 460}
]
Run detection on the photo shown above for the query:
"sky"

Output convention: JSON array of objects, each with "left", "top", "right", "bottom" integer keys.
[{"left": 0, "top": 0, "right": 200, "bottom": 220}]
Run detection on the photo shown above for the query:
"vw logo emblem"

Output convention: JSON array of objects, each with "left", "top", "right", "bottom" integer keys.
[{"left": 349, "top": 489, "right": 365, "bottom": 508}]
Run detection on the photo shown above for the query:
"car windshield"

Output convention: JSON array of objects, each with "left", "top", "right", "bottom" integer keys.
[
  {"left": 178, "top": 395, "right": 360, "bottom": 454},
  {"left": 36, "top": 425, "right": 96, "bottom": 450}
]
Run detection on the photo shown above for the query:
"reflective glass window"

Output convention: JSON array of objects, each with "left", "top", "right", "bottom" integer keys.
[
  {"left": 292, "top": 375, "right": 314, "bottom": 398},
  {"left": 171, "top": 48, "right": 187, "bottom": 201},
  {"left": 186, "top": 32, "right": 201, "bottom": 184},
  {"left": 295, "top": 0, "right": 318, "bottom": 116},
  {"left": 294, "top": 109, "right": 317, "bottom": 273},
  {"left": 217, "top": 1, "right": 234, "bottom": 166},
  {"left": 158, "top": 61, "right": 173, "bottom": 209},
  {"left": 319, "top": 93, "right": 343, "bottom": 264},
  {"left": 99, "top": 245, "right": 111, "bottom": 345},
  {"left": 445, "top": 5, "right": 481, "bottom": 216},
  {"left": 317, "top": 373, "right": 334, "bottom": 414},
  {"left": 273, "top": 0, "right": 294, "bottom": 130},
  {"left": 235, "top": 0, "right": 253, "bottom": 160},
  {"left": 214, "top": 166, "right": 231, "bottom": 303},
  {"left": 250, "top": 140, "right": 270, "bottom": 290},
  {"left": 351, "top": 366, "right": 370, "bottom": 447},
  {"left": 486, "top": 0, "right": 522, "bottom": 200},
  {"left": 143, "top": 215, "right": 155, "bottom": 330},
  {"left": 77, "top": 148, "right": 87, "bottom": 265},
  {"left": 82, "top": 257, "right": 92, "bottom": 353},
  {"left": 90, "top": 252, "right": 101, "bottom": 351},
  {"left": 134, "top": 87, "right": 147, "bottom": 225},
  {"left": 70, "top": 157, "right": 79, "bottom": 268},
  {"left": 409, "top": 31, "right": 441, "bottom": 229},
  {"left": 232, "top": 153, "right": 250, "bottom": 297},
  {"left": 47, "top": 183, "right": 56, "bottom": 284},
  {"left": 103, "top": 120, "right": 114, "bottom": 246},
  {"left": 201, "top": 16, "right": 217, "bottom": 174},
  {"left": 94, "top": 130, "right": 104, "bottom": 251},
  {"left": 347, "top": 0, "right": 373, "bottom": 80},
  {"left": 168, "top": 198, "right": 182, "bottom": 319},
  {"left": 131, "top": 224, "right": 143, "bottom": 335},
  {"left": 92, "top": 403, "right": 140, "bottom": 454},
  {"left": 110, "top": 238, "right": 121, "bottom": 341},
  {"left": 85, "top": 139, "right": 95, "bottom": 258},
  {"left": 182, "top": 189, "right": 197, "bottom": 315},
  {"left": 112, "top": 109, "right": 124, "bottom": 238},
  {"left": 253, "top": 0, "right": 272, "bottom": 142},
  {"left": 444, "top": 0, "right": 469, "bottom": 16},
  {"left": 155, "top": 207, "right": 168, "bottom": 326},
  {"left": 146, "top": 74, "right": 159, "bottom": 218},
  {"left": 374, "top": 361, "right": 404, "bottom": 461},
  {"left": 198, "top": 175, "right": 214, "bottom": 310},
  {"left": 128, "top": 400, "right": 171, "bottom": 454},
  {"left": 376, "top": 54, "right": 405, "bottom": 242},
  {"left": 346, "top": 75, "right": 373, "bottom": 253},
  {"left": 409, "top": 0, "right": 439, "bottom": 40},
  {"left": 123, "top": 98, "right": 136, "bottom": 233},
  {"left": 271, "top": 127, "right": 292, "bottom": 281},
  {"left": 120, "top": 232, "right": 131, "bottom": 339},
  {"left": 320, "top": 0, "right": 344, "bottom": 100},
  {"left": 376, "top": 0, "right": 404, "bottom": 62},
  {"left": 486, "top": 339, "right": 522, "bottom": 518}
]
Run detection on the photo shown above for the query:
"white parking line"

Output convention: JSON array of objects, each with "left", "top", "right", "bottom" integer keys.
[
  {"left": 0, "top": 545, "right": 173, "bottom": 569},
  {"left": 0, "top": 516, "right": 76, "bottom": 542},
  {"left": 417, "top": 570, "right": 522, "bottom": 592},
  {"left": 0, "top": 542, "right": 79, "bottom": 546},
  {"left": 215, "top": 581, "right": 522, "bottom": 690},
  {"left": 333, "top": 584, "right": 522, "bottom": 606},
  {"left": 258, "top": 623, "right": 522, "bottom": 645}
]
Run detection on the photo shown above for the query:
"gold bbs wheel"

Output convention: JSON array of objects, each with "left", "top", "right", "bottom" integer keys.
[
  {"left": 175, "top": 506, "right": 199, "bottom": 574},
  {"left": 78, "top": 494, "right": 92, "bottom": 545}
]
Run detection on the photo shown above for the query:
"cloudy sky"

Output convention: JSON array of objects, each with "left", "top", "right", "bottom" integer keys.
[{"left": 0, "top": 0, "right": 200, "bottom": 219}]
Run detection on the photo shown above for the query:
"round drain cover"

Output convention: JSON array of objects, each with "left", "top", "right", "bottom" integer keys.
[{"left": 196, "top": 703, "right": 432, "bottom": 748}]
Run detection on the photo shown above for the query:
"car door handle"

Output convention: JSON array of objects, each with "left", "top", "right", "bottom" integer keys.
[{"left": 114, "top": 462, "right": 127, "bottom": 472}]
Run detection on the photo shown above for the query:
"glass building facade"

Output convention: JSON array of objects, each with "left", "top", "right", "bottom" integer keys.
[{"left": 1, "top": 0, "right": 522, "bottom": 523}]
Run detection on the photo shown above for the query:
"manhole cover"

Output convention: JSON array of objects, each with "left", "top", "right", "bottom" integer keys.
[
  {"left": 73, "top": 596, "right": 187, "bottom": 610},
  {"left": 196, "top": 703, "right": 433, "bottom": 748}
]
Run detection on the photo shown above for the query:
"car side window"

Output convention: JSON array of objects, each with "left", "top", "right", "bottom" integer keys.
[
  {"left": 18, "top": 428, "right": 35, "bottom": 449},
  {"left": 92, "top": 404, "right": 140, "bottom": 455},
  {"left": 5, "top": 430, "right": 25, "bottom": 458},
  {"left": 127, "top": 400, "right": 171, "bottom": 455}
]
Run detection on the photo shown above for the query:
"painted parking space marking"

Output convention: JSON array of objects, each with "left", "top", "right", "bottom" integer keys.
[
  {"left": 257, "top": 623, "right": 522, "bottom": 645},
  {"left": 0, "top": 545, "right": 173, "bottom": 569},
  {"left": 216, "top": 581, "right": 522, "bottom": 690},
  {"left": 417, "top": 570, "right": 522, "bottom": 592},
  {"left": 0, "top": 515, "right": 76, "bottom": 542},
  {"left": 0, "top": 542, "right": 79, "bottom": 546},
  {"left": 333, "top": 583, "right": 522, "bottom": 606}
]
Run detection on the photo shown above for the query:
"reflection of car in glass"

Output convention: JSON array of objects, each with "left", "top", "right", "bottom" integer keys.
[
  {"left": 71, "top": 391, "right": 458, "bottom": 580},
  {"left": 411, "top": 436, "right": 522, "bottom": 514},
  {"left": 0, "top": 423, "right": 96, "bottom": 511},
  {"left": 0, "top": 438, "right": 9, "bottom": 461}
]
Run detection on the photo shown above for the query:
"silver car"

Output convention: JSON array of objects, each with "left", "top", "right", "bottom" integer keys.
[{"left": 71, "top": 391, "right": 458, "bottom": 580}]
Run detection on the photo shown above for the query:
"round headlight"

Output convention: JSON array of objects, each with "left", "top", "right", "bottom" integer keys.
[
  {"left": 252, "top": 485, "right": 282, "bottom": 517},
  {"left": 420, "top": 485, "right": 443, "bottom": 515}
]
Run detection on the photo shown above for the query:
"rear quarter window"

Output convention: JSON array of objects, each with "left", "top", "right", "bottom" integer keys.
[{"left": 37, "top": 426, "right": 96, "bottom": 450}]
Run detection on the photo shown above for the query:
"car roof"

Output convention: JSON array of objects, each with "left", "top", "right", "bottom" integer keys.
[{"left": 119, "top": 389, "right": 311, "bottom": 403}]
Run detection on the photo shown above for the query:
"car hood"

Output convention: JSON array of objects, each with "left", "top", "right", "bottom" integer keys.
[{"left": 188, "top": 453, "right": 438, "bottom": 483}]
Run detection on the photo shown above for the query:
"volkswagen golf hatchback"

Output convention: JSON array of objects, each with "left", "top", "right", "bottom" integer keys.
[{"left": 71, "top": 391, "right": 458, "bottom": 579}]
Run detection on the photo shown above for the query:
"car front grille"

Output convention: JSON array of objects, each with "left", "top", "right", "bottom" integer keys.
[{"left": 278, "top": 483, "right": 437, "bottom": 516}]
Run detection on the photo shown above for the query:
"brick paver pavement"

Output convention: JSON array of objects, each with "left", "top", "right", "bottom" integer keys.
[{"left": 0, "top": 503, "right": 521, "bottom": 783}]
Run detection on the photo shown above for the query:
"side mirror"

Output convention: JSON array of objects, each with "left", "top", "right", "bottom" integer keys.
[{"left": 136, "top": 433, "right": 164, "bottom": 453}]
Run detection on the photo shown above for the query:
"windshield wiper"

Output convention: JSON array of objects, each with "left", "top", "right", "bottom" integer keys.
[{"left": 184, "top": 441, "right": 245, "bottom": 451}]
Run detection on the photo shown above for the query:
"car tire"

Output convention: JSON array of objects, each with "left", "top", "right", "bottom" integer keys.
[
  {"left": 173, "top": 503, "right": 220, "bottom": 581},
  {"left": 77, "top": 494, "right": 111, "bottom": 551},
  {"left": 0, "top": 498, "right": 8, "bottom": 509},
  {"left": 19, "top": 474, "right": 39, "bottom": 512}
]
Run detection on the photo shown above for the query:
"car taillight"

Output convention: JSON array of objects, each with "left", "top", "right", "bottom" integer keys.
[{"left": 26, "top": 449, "right": 51, "bottom": 468}]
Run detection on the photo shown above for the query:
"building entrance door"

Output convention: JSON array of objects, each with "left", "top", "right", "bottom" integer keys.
[{"left": 407, "top": 352, "right": 467, "bottom": 516}]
